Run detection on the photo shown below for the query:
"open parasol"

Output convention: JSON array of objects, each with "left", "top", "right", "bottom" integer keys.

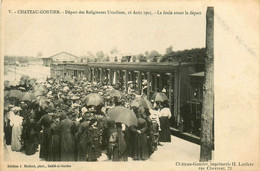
[
  {"left": 106, "top": 89, "right": 124, "bottom": 99},
  {"left": 34, "top": 84, "right": 47, "bottom": 93},
  {"left": 84, "top": 93, "right": 104, "bottom": 106},
  {"left": 21, "top": 92, "right": 37, "bottom": 102},
  {"left": 151, "top": 92, "right": 168, "bottom": 102},
  {"left": 9, "top": 90, "right": 23, "bottom": 99},
  {"left": 107, "top": 106, "right": 137, "bottom": 126},
  {"left": 20, "top": 75, "right": 30, "bottom": 82},
  {"left": 130, "top": 98, "right": 153, "bottom": 109}
]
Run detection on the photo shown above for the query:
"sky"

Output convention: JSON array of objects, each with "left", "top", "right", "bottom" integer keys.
[{"left": 2, "top": 2, "right": 206, "bottom": 57}]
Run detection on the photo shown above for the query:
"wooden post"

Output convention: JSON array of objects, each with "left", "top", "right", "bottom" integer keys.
[
  {"left": 147, "top": 72, "right": 151, "bottom": 99},
  {"left": 159, "top": 74, "right": 163, "bottom": 92},
  {"left": 124, "top": 70, "right": 129, "bottom": 93},
  {"left": 108, "top": 69, "right": 112, "bottom": 86},
  {"left": 100, "top": 68, "right": 103, "bottom": 85},
  {"left": 174, "top": 71, "right": 178, "bottom": 124},
  {"left": 154, "top": 74, "right": 158, "bottom": 93},
  {"left": 200, "top": 7, "right": 214, "bottom": 162},
  {"left": 91, "top": 68, "right": 94, "bottom": 83},
  {"left": 89, "top": 68, "right": 92, "bottom": 81},
  {"left": 113, "top": 71, "right": 117, "bottom": 85},
  {"left": 137, "top": 71, "right": 142, "bottom": 95},
  {"left": 177, "top": 65, "right": 181, "bottom": 126},
  {"left": 94, "top": 68, "right": 97, "bottom": 82},
  {"left": 169, "top": 73, "right": 173, "bottom": 109}
]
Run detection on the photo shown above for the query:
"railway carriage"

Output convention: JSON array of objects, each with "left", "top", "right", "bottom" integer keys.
[{"left": 51, "top": 61, "right": 204, "bottom": 143}]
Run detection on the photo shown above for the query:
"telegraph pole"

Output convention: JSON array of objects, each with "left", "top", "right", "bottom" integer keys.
[{"left": 200, "top": 7, "right": 214, "bottom": 162}]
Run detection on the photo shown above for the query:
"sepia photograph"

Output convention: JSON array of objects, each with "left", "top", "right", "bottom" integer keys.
[{"left": 1, "top": 1, "right": 259, "bottom": 171}]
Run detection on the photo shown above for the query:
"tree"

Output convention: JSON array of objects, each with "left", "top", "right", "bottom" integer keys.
[
  {"left": 144, "top": 51, "right": 149, "bottom": 57},
  {"left": 110, "top": 47, "right": 118, "bottom": 55},
  {"left": 149, "top": 50, "right": 161, "bottom": 62},
  {"left": 126, "top": 56, "right": 131, "bottom": 62},
  {"left": 165, "top": 45, "right": 173, "bottom": 54},
  {"left": 132, "top": 55, "right": 137, "bottom": 62},
  {"left": 138, "top": 54, "right": 147, "bottom": 62},
  {"left": 80, "top": 55, "right": 88, "bottom": 62},
  {"left": 96, "top": 51, "right": 105, "bottom": 62},
  {"left": 159, "top": 48, "right": 207, "bottom": 63}
]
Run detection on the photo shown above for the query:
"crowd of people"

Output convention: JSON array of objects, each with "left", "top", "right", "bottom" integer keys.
[{"left": 4, "top": 75, "right": 172, "bottom": 162}]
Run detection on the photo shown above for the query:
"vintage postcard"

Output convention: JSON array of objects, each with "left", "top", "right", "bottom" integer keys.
[{"left": 0, "top": 0, "right": 259, "bottom": 171}]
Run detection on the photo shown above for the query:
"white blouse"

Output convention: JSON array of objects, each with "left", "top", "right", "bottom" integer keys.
[
  {"left": 10, "top": 114, "right": 23, "bottom": 127},
  {"left": 159, "top": 108, "right": 172, "bottom": 118},
  {"left": 149, "top": 109, "right": 161, "bottom": 130}
]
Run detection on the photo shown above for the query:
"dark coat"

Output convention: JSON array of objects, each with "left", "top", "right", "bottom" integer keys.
[
  {"left": 38, "top": 114, "right": 52, "bottom": 159},
  {"left": 49, "top": 121, "right": 61, "bottom": 161},
  {"left": 132, "top": 117, "right": 149, "bottom": 160},
  {"left": 77, "top": 121, "right": 90, "bottom": 161},
  {"left": 109, "top": 128, "right": 127, "bottom": 161},
  {"left": 4, "top": 111, "right": 12, "bottom": 145},
  {"left": 60, "top": 118, "right": 77, "bottom": 161},
  {"left": 23, "top": 119, "right": 39, "bottom": 155},
  {"left": 86, "top": 126, "right": 101, "bottom": 161},
  {"left": 159, "top": 117, "right": 171, "bottom": 142}
]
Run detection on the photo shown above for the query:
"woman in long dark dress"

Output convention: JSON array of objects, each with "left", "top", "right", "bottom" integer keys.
[
  {"left": 159, "top": 102, "right": 172, "bottom": 142},
  {"left": 86, "top": 119, "right": 101, "bottom": 161},
  {"left": 109, "top": 123, "right": 127, "bottom": 161},
  {"left": 103, "top": 116, "right": 116, "bottom": 160},
  {"left": 77, "top": 114, "right": 90, "bottom": 161},
  {"left": 72, "top": 113, "right": 80, "bottom": 160},
  {"left": 48, "top": 114, "right": 61, "bottom": 161},
  {"left": 141, "top": 109, "right": 154, "bottom": 157},
  {"left": 23, "top": 115, "right": 39, "bottom": 155},
  {"left": 4, "top": 109, "right": 13, "bottom": 145},
  {"left": 38, "top": 112, "right": 52, "bottom": 160},
  {"left": 132, "top": 115, "right": 149, "bottom": 161},
  {"left": 60, "top": 113, "right": 77, "bottom": 161}
]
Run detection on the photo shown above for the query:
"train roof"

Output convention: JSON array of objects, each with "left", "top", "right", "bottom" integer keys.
[{"left": 52, "top": 62, "right": 201, "bottom": 73}]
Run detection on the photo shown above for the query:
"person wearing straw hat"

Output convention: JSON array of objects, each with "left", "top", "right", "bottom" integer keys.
[{"left": 127, "top": 81, "right": 134, "bottom": 95}]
